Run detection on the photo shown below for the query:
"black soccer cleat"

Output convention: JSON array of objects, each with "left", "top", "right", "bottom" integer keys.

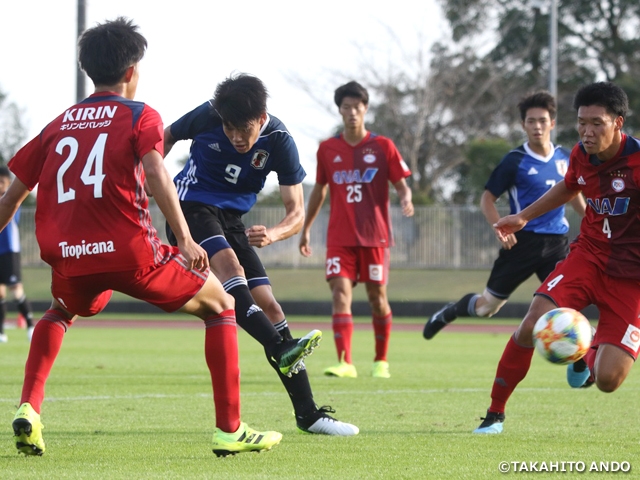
[
  {"left": 473, "top": 411, "right": 505, "bottom": 434},
  {"left": 423, "top": 302, "right": 455, "bottom": 340}
]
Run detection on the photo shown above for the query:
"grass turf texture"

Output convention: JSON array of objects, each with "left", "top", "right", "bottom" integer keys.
[
  {"left": 21, "top": 267, "right": 542, "bottom": 303},
  {"left": 1, "top": 325, "right": 638, "bottom": 478}
]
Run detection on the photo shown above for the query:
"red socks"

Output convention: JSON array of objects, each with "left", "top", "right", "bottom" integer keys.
[
  {"left": 489, "top": 335, "right": 535, "bottom": 413},
  {"left": 331, "top": 313, "right": 353, "bottom": 364},
  {"left": 373, "top": 312, "right": 392, "bottom": 361},
  {"left": 21, "top": 310, "right": 71, "bottom": 413},
  {"left": 204, "top": 310, "right": 240, "bottom": 433}
]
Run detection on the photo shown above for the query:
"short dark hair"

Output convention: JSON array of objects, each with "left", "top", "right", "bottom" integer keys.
[
  {"left": 0, "top": 166, "right": 10, "bottom": 178},
  {"left": 212, "top": 73, "right": 268, "bottom": 127},
  {"left": 517, "top": 91, "right": 556, "bottom": 121},
  {"left": 573, "top": 82, "right": 628, "bottom": 119},
  {"left": 78, "top": 17, "right": 147, "bottom": 86},
  {"left": 334, "top": 81, "right": 369, "bottom": 108}
]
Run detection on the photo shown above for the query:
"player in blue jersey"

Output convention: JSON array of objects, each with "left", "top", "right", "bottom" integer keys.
[
  {"left": 423, "top": 91, "right": 586, "bottom": 339},
  {"left": 165, "top": 73, "right": 358, "bottom": 436},
  {"left": 0, "top": 166, "right": 35, "bottom": 343}
]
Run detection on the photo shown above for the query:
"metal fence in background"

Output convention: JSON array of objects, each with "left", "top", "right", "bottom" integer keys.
[{"left": 18, "top": 205, "right": 582, "bottom": 269}]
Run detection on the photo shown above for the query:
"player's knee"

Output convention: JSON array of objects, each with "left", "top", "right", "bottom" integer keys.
[
  {"left": 595, "top": 376, "right": 622, "bottom": 393},
  {"left": 474, "top": 291, "right": 507, "bottom": 317},
  {"left": 594, "top": 368, "right": 627, "bottom": 393}
]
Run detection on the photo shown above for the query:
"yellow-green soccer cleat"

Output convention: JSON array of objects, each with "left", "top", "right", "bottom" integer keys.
[
  {"left": 211, "top": 422, "right": 282, "bottom": 457},
  {"left": 323, "top": 361, "right": 358, "bottom": 378},
  {"left": 275, "top": 329, "right": 322, "bottom": 377},
  {"left": 13, "top": 402, "right": 45, "bottom": 456},
  {"left": 372, "top": 360, "right": 391, "bottom": 378}
]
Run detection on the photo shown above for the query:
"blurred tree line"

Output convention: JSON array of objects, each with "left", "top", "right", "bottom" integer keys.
[
  {"left": 0, "top": 87, "right": 27, "bottom": 166},
  {"left": 297, "top": 0, "right": 640, "bottom": 206},
  {"left": 3, "top": 1, "right": 640, "bottom": 209}
]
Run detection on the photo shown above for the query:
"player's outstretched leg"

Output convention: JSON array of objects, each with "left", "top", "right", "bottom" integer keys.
[
  {"left": 272, "top": 329, "right": 322, "bottom": 377},
  {"left": 211, "top": 422, "right": 282, "bottom": 457},
  {"left": 13, "top": 402, "right": 45, "bottom": 455},
  {"left": 473, "top": 411, "right": 505, "bottom": 434}
]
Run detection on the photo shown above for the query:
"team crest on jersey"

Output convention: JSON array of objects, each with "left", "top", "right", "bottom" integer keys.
[
  {"left": 555, "top": 160, "right": 568, "bottom": 177},
  {"left": 362, "top": 148, "right": 377, "bottom": 164},
  {"left": 251, "top": 150, "right": 269, "bottom": 169},
  {"left": 612, "top": 178, "right": 625, "bottom": 192}
]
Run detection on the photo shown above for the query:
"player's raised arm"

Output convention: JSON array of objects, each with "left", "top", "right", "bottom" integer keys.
[
  {"left": 163, "top": 126, "right": 179, "bottom": 157},
  {"left": 142, "top": 148, "right": 208, "bottom": 271},
  {"left": 246, "top": 183, "right": 304, "bottom": 248},
  {"left": 494, "top": 180, "right": 578, "bottom": 241}
]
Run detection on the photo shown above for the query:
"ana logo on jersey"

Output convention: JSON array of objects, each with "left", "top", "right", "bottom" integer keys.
[
  {"left": 251, "top": 150, "right": 269, "bottom": 170},
  {"left": 586, "top": 197, "right": 630, "bottom": 216},
  {"left": 332, "top": 168, "right": 378, "bottom": 184},
  {"left": 612, "top": 178, "right": 625, "bottom": 192},
  {"left": 555, "top": 160, "right": 568, "bottom": 176}
]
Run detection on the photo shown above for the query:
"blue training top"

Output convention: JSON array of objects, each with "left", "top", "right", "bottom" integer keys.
[
  {"left": 484, "top": 142, "right": 570, "bottom": 234},
  {"left": 170, "top": 101, "right": 306, "bottom": 214},
  {"left": 0, "top": 208, "right": 21, "bottom": 255}
]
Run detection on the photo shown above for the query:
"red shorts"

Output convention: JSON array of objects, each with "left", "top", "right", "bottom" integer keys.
[
  {"left": 536, "top": 245, "right": 640, "bottom": 359},
  {"left": 325, "top": 246, "right": 389, "bottom": 285},
  {"left": 51, "top": 245, "right": 208, "bottom": 317}
]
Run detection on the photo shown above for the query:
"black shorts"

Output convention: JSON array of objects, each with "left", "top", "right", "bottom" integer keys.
[
  {"left": 166, "top": 201, "right": 270, "bottom": 287},
  {"left": 486, "top": 231, "right": 569, "bottom": 299},
  {"left": 0, "top": 252, "right": 22, "bottom": 285}
]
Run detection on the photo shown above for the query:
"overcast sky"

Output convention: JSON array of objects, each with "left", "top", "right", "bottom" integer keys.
[{"left": 2, "top": 0, "right": 445, "bottom": 187}]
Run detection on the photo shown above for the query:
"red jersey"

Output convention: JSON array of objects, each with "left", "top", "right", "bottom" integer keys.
[
  {"left": 9, "top": 92, "right": 165, "bottom": 277},
  {"left": 564, "top": 134, "right": 640, "bottom": 279},
  {"left": 316, "top": 132, "right": 411, "bottom": 247}
]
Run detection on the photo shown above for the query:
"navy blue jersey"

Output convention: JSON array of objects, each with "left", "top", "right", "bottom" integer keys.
[
  {"left": 0, "top": 208, "right": 21, "bottom": 255},
  {"left": 485, "top": 143, "right": 570, "bottom": 234},
  {"left": 170, "top": 101, "right": 305, "bottom": 214}
]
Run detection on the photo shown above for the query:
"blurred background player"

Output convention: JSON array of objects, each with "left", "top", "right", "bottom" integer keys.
[
  {"left": 299, "top": 81, "right": 414, "bottom": 379},
  {"left": 0, "top": 166, "right": 35, "bottom": 343},
  {"left": 8, "top": 17, "right": 290, "bottom": 457},
  {"left": 165, "top": 73, "right": 358, "bottom": 435},
  {"left": 423, "top": 91, "right": 586, "bottom": 340},
  {"left": 474, "top": 82, "right": 640, "bottom": 434}
]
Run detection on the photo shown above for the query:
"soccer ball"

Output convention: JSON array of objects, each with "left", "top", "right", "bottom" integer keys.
[{"left": 532, "top": 308, "right": 592, "bottom": 364}]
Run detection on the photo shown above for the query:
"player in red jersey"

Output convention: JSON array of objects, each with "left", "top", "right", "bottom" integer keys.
[
  {"left": 473, "top": 82, "right": 640, "bottom": 434},
  {"left": 299, "top": 81, "right": 414, "bottom": 378},
  {"left": 5, "top": 17, "right": 296, "bottom": 457}
]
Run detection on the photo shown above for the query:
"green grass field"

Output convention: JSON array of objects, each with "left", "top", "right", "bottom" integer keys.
[
  {"left": 21, "top": 267, "right": 542, "bottom": 303},
  {"left": 1, "top": 323, "right": 638, "bottom": 479}
]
